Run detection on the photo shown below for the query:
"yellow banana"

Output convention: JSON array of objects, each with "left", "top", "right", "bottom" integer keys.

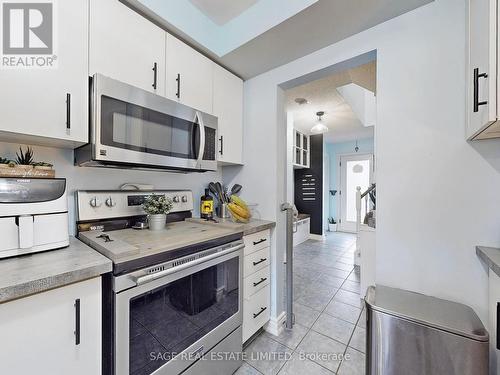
[
  {"left": 230, "top": 195, "right": 249, "bottom": 211},
  {"left": 228, "top": 203, "right": 250, "bottom": 219}
]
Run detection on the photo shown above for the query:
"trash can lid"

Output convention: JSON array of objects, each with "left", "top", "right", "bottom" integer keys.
[{"left": 365, "top": 286, "right": 488, "bottom": 342}]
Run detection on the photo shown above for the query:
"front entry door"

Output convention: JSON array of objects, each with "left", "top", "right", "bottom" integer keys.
[{"left": 339, "top": 154, "right": 373, "bottom": 232}]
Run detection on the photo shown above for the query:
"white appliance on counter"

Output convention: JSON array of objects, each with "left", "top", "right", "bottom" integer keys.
[{"left": 0, "top": 178, "right": 69, "bottom": 258}]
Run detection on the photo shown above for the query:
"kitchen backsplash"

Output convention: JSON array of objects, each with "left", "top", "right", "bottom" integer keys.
[{"left": 0, "top": 141, "right": 222, "bottom": 235}]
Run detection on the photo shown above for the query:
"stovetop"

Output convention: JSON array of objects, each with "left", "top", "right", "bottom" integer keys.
[
  {"left": 78, "top": 220, "right": 243, "bottom": 275},
  {"left": 76, "top": 189, "right": 243, "bottom": 274}
]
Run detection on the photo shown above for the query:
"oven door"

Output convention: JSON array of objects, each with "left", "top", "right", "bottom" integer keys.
[
  {"left": 92, "top": 74, "right": 217, "bottom": 171},
  {"left": 115, "top": 245, "right": 242, "bottom": 375}
]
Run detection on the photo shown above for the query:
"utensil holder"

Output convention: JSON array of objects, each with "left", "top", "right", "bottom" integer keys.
[{"left": 216, "top": 203, "right": 231, "bottom": 219}]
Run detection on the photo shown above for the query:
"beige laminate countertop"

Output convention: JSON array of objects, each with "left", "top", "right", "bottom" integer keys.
[
  {"left": 0, "top": 237, "right": 112, "bottom": 303},
  {"left": 187, "top": 217, "right": 276, "bottom": 236}
]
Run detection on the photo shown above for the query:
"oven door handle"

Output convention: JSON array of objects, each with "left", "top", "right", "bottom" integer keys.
[
  {"left": 196, "top": 111, "right": 206, "bottom": 168},
  {"left": 132, "top": 243, "right": 244, "bottom": 286}
]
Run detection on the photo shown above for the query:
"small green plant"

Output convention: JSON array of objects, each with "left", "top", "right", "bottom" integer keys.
[
  {"left": 32, "top": 161, "right": 53, "bottom": 168},
  {"left": 0, "top": 157, "right": 14, "bottom": 166},
  {"left": 15, "top": 146, "right": 34, "bottom": 165},
  {"left": 328, "top": 217, "right": 337, "bottom": 224},
  {"left": 142, "top": 194, "right": 173, "bottom": 215}
]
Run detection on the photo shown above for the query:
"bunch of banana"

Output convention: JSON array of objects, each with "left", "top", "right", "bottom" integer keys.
[{"left": 228, "top": 195, "right": 251, "bottom": 223}]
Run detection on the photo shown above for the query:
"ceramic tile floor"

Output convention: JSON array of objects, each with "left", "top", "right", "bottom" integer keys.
[{"left": 235, "top": 232, "right": 366, "bottom": 375}]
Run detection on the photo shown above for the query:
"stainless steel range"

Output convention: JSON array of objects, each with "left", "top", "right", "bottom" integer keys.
[{"left": 75, "top": 189, "right": 244, "bottom": 375}]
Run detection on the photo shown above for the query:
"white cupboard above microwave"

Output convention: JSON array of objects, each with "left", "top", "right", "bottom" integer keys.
[
  {"left": 89, "top": 0, "right": 165, "bottom": 96},
  {"left": 467, "top": 0, "right": 500, "bottom": 140},
  {"left": 75, "top": 74, "right": 218, "bottom": 172}
]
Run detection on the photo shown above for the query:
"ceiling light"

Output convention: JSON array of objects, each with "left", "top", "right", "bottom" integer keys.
[
  {"left": 311, "top": 111, "right": 329, "bottom": 134},
  {"left": 294, "top": 97, "right": 308, "bottom": 105}
]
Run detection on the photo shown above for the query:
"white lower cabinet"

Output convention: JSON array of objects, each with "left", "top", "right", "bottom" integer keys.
[
  {"left": 0, "top": 277, "right": 102, "bottom": 375},
  {"left": 293, "top": 218, "right": 310, "bottom": 246},
  {"left": 489, "top": 270, "right": 500, "bottom": 374},
  {"left": 242, "top": 229, "right": 271, "bottom": 342}
]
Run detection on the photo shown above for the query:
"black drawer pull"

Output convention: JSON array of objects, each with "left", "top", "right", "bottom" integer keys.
[
  {"left": 152, "top": 62, "right": 158, "bottom": 89},
  {"left": 253, "top": 238, "right": 267, "bottom": 246},
  {"left": 253, "top": 277, "right": 267, "bottom": 287},
  {"left": 253, "top": 306, "right": 267, "bottom": 319},
  {"left": 176, "top": 73, "right": 181, "bottom": 98},
  {"left": 74, "top": 298, "right": 81, "bottom": 346},
  {"left": 219, "top": 135, "right": 224, "bottom": 155},
  {"left": 473, "top": 68, "right": 488, "bottom": 112},
  {"left": 253, "top": 258, "right": 267, "bottom": 266},
  {"left": 497, "top": 302, "right": 500, "bottom": 350},
  {"left": 66, "top": 93, "right": 71, "bottom": 129}
]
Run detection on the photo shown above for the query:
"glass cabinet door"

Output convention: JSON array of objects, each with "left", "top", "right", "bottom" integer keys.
[{"left": 302, "top": 135, "right": 308, "bottom": 151}]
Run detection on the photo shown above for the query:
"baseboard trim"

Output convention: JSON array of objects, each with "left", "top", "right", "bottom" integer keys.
[{"left": 264, "top": 311, "right": 286, "bottom": 337}]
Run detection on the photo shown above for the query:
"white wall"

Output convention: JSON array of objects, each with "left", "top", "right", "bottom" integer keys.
[
  {"left": 225, "top": 0, "right": 500, "bottom": 325},
  {"left": 0, "top": 141, "right": 222, "bottom": 235}
]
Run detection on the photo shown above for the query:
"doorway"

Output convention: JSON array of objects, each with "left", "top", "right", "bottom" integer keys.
[{"left": 339, "top": 153, "right": 374, "bottom": 232}]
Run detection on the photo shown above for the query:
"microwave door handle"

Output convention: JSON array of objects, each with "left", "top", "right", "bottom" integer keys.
[{"left": 196, "top": 112, "right": 206, "bottom": 168}]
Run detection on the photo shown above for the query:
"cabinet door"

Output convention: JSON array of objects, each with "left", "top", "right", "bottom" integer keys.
[
  {"left": 213, "top": 64, "right": 243, "bottom": 165},
  {"left": 166, "top": 33, "right": 213, "bottom": 113},
  {"left": 467, "top": 0, "right": 498, "bottom": 138},
  {"left": 0, "top": 278, "right": 102, "bottom": 375},
  {"left": 89, "top": 0, "right": 165, "bottom": 95},
  {"left": 0, "top": 0, "right": 88, "bottom": 146}
]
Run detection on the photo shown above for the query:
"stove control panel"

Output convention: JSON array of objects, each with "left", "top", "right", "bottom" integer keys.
[{"left": 76, "top": 190, "right": 193, "bottom": 221}]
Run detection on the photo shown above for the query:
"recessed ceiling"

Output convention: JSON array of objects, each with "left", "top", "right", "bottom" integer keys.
[
  {"left": 188, "top": 0, "right": 259, "bottom": 25},
  {"left": 128, "top": 0, "right": 432, "bottom": 79},
  {"left": 286, "top": 62, "right": 376, "bottom": 143}
]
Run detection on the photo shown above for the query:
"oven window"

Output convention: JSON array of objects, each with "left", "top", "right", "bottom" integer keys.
[
  {"left": 100, "top": 96, "right": 200, "bottom": 160},
  {"left": 128, "top": 257, "right": 239, "bottom": 375}
]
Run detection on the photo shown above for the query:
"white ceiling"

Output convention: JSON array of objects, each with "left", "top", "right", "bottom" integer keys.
[
  {"left": 188, "top": 0, "right": 259, "bottom": 25},
  {"left": 286, "top": 62, "right": 376, "bottom": 143},
  {"left": 132, "top": 0, "right": 433, "bottom": 78}
]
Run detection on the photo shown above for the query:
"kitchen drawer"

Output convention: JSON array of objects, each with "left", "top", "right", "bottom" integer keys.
[
  {"left": 244, "top": 229, "right": 271, "bottom": 256},
  {"left": 243, "top": 285, "right": 270, "bottom": 342},
  {"left": 244, "top": 247, "right": 270, "bottom": 277},
  {"left": 244, "top": 266, "right": 270, "bottom": 300}
]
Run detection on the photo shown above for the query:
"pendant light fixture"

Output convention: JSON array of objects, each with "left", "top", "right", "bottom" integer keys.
[{"left": 311, "top": 111, "right": 329, "bottom": 134}]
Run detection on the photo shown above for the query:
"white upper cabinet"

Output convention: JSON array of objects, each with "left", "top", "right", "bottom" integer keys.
[
  {"left": 89, "top": 0, "right": 165, "bottom": 96},
  {"left": 0, "top": 278, "right": 101, "bottom": 375},
  {"left": 0, "top": 0, "right": 88, "bottom": 147},
  {"left": 467, "top": 0, "right": 500, "bottom": 139},
  {"left": 166, "top": 33, "right": 213, "bottom": 114},
  {"left": 213, "top": 64, "right": 244, "bottom": 165}
]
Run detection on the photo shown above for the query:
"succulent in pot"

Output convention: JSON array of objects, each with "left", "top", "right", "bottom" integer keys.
[{"left": 142, "top": 194, "right": 173, "bottom": 231}]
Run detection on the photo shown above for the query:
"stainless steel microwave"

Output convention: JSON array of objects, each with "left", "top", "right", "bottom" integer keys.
[{"left": 75, "top": 74, "right": 218, "bottom": 172}]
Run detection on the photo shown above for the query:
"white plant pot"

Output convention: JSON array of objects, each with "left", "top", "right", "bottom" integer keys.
[
  {"left": 148, "top": 214, "right": 166, "bottom": 231},
  {"left": 328, "top": 223, "right": 337, "bottom": 232}
]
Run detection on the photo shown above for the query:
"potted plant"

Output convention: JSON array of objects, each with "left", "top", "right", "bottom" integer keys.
[
  {"left": 142, "top": 194, "right": 173, "bottom": 231},
  {"left": 328, "top": 217, "right": 337, "bottom": 232}
]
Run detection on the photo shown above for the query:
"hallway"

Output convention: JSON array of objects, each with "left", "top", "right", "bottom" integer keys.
[{"left": 237, "top": 232, "right": 366, "bottom": 375}]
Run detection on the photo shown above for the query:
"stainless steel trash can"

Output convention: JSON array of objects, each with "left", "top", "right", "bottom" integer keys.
[{"left": 365, "top": 285, "right": 489, "bottom": 375}]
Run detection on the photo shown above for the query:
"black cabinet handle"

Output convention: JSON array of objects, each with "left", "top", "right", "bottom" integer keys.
[
  {"left": 253, "top": 258, "right": 267, "bottom": 266},
  {"left": 219, "top": 135, "right": 224, "bottom": 155},
  {"left": 253, "top": 306, "right": 267, "bottom": 319},
  {"left": 497, "top": 302, "right": 500, "bottom": 350},
  {"left": 152, "top": 62, "right": 158, "bottom": 90},
  {"left": 176, "top": 74, "right": 181, "bottom": 98},
  {"left": 473, "top": 68, "right": 488, "bottom": 112},
  {"left": 74, "top": 298, "right": 80, "bottom": 346},
  {"left": 66, "top": 93, "right": 71, "bottom": 129},
  {"left": 253, "top": 277, "right": 267, "bottom": 287},
  {"left": 253, "top": 238, "right": 267, "bottom": 246}
]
